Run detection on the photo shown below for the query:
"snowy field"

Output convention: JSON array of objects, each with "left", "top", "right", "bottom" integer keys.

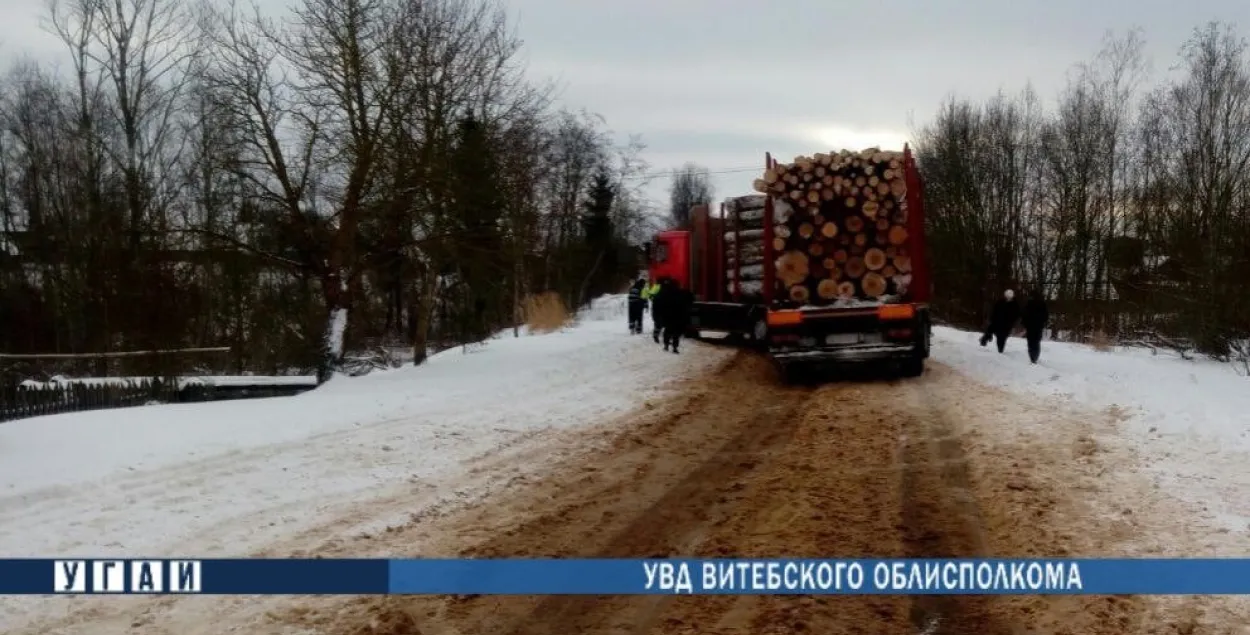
[
  {"left": 0, "top": 295, "right": 734, "bottom": 632},
  {"left": 933, "top": 326, "right": 1250, "bottom": 554}
]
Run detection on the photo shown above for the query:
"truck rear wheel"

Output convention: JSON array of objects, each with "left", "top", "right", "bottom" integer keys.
[
  {"left": 749, "top": 317, "right": 768, "bottom": 350},
  {"left": 778, "top": 362, "right": 805, "bottom": 384},
  {"left": 900, "top": 355, "right": 924, "bottom": 378}
]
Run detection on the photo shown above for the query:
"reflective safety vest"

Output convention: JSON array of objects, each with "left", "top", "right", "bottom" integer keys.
[{"left": 640, "top": 283, "right": 661, "bottom": 300}]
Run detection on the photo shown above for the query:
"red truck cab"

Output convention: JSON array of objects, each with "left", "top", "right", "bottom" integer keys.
[{"left": 648, "top": 230, "right": 690, "bottom": 287}]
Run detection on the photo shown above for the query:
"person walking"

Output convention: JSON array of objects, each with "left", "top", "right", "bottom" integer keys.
[
  {"left": 661, "top": 282, "right": 694, "bottom": 354},
  {"left": 979, "top": 289, "right": 1020, "bottom": 353},
  {"left": 627, "top": 278, "right": 646, "bottom": 334},
  {"left": 642, "top": 277, "right": 665, "bottom": 343},
  {"left": 1021, "top": 289, "right": 1049, "bottom": 364}
]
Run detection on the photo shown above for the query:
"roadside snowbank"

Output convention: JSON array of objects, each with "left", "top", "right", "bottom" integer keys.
[
  {"left": 0, "top": 293, "right": 730, "bottom": 556},
  {"left": 933, "top": 326, "right": 1250, "bottom": 549},
  {"left": 933, "top": 327, "right": 1250, "bottom": 445},
  {"left": 18, "top": 375, "right": 318, "bottom": 389}
]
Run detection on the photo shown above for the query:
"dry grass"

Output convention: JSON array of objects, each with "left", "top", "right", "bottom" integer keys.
[
  {"left": 1089, "top": 330, "right": 1114, "bottom": 352},
  {"left": 523, "top": 292, "right": 570, "bottom": 333}
]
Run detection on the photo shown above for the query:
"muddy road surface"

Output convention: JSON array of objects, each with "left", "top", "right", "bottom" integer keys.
[{"left": 257, "top": 351, "right": 1144, "bottom": 635}]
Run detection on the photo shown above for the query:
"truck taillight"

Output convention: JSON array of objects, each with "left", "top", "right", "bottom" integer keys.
[
  {"left": 767, "top": 310, "right": 802, "bottom": 327},
  {"left": 878, "top": 304, "right": 915, "bottom": 321}
]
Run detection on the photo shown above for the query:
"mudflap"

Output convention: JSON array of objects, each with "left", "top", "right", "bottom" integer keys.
[
  {"left": 899, "top": 354, "right": 925, "bottom": 378},
  {"left": 744, "top": 311, "right": 769, "bottom": 352},
  {"left": 776, "top": 360, "right": 806, "bottom": 385},
  {"left": 899, "top": 313, "right": 931, "bottom": 376}
]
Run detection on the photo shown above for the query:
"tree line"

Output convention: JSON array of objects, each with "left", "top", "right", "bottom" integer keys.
[
  {"left": 0, "top": 0, "right": 657, "bottom": 380},
  {"left": 915, "top": 22, "right": 1250, "bottom": 363}
]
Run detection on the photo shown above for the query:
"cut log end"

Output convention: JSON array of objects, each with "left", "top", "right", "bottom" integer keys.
[
  {"left": 817, "top": 279, "right": 840, "bottom": 300},
  {"left": 862, "top": 272, "right": 887, "bottom": 298},
  {"left": 864, "top": 248, "right": 887, "bottom": 271},
  {"left": 845, "top": 256, "right": 867, "bottom": 279},
  {"left": 777, "top": 251, "right": 811, "bottom": 287},
  {"left": 892, "top": 254, "right": 912, "bottom": 273},
  {"left": 890, "top": 179, "right": 907, "bottom": 198}
]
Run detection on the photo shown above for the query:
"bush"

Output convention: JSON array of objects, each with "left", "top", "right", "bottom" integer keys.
[{"left": 524, "top": 292, "right": 569, "bottom": 333}]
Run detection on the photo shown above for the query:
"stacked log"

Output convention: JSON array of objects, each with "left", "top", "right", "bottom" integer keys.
[
  {"left": 723, "top": 194, "right": 768, "bottom": 297},
  {"left": 752, "top": 147, "right": 914, "bottom": 304}
]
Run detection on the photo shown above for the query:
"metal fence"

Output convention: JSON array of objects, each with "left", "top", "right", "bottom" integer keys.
[{"left": 0, "top": 378, "right": 318, "bottom": 423}]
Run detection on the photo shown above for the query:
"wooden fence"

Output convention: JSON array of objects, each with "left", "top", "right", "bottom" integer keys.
[{"left": 0, "top": 378, "right": 317, "bottom": 423}]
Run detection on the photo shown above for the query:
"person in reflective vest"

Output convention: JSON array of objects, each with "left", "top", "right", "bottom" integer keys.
[
  {"left": 627, "top": 278, "right": 647, "bottom": 334},
  {"left": 640, "top": 278, "right": 663, "bottom": 342}
]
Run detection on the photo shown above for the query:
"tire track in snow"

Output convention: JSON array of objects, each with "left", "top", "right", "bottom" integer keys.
[{"left": 303, "top": 354, "right": 1146, "bottom": 635}]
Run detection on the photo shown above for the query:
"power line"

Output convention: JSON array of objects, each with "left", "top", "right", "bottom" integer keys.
[{"left": 620, "top": 165, "right": 762, "bottom": 181}]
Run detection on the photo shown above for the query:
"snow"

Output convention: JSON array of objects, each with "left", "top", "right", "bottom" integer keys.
[
  {"left": 19, "top": 375, "right": 317, "bottom": 389},
  {"left": 6, "top": 299, "right": 1249, "bottom": 629},
  {"left": 932, "top": 326, "right": 1250, "bottom": 553},
  {"left": 933, "top": 325, "right": 1250, "bottom": 625},
  {"left": 179, "top": 375, "right": 318, "bottom": 388},
  {"left": 324, "top": 306, "right": 349, "bottom": 359},
  {"left": 0, "top": 293, "right": 732, "bottom": 632},
  {"left": 932, "top": 326, "right": 1250, "bottom": 449}
]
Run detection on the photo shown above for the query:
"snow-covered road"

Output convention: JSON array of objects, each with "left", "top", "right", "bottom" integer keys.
[
  {"left": 0, "top": 296, "right": 735, "bottom": 632},
  {"left": 3, "top": 300, "right": 1249, "bottom": 633}
]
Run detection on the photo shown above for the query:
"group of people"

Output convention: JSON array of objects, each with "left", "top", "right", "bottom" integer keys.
[
  {"left": 629, "top": 278, "right": 1051, "bottom": 363},
  {"left": 981, "top": 288, "right": 1050, "bottom": 363},
  {"left": 627, "top": 277, "right": 694, "bottom": 354}
]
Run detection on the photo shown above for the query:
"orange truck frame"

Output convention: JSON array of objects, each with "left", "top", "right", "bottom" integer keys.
[{"left": 647, "top": 145, "right": 932, "bottom": 381}]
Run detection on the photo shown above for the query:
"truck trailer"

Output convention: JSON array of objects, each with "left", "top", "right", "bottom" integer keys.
[{"left": 648, "top": 145, "right": 932, "bottom": 381}]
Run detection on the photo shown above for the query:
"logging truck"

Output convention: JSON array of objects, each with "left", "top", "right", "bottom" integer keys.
[{"left": 647, "top": 145, "right": 932, "bottom": 381}]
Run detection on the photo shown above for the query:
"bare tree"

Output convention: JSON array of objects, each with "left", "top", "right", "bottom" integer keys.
[
  {"left": 668, "top": 162, "right": 712, "bottom": 227},
  {"left": 1, "top": 0, "right": 643, "bottom": 381}
]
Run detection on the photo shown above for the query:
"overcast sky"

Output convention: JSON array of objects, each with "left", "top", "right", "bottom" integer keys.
[{"left": 2, "top": 0, "right": 1249, "bottom": 210}]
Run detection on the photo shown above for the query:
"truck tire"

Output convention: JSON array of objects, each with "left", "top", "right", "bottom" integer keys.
[
  {"left": 779, "top": 362, "right": 804, "bottom": 384},
  {"left": 900, "top": 355, "right": 924, "bottom": 378},
  {"left": 920, "top": 315, "right": 932, "bottom": 359},
  {"left": 749, "top": 317, "right": 768, "bottom": 350}
]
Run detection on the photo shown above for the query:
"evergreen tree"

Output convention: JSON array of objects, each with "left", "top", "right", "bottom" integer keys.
[
  {"left": 581, "top": 167, "right": 619, "bottom": 300},
  {"left": 448, "top": 116, "right": 507, "bottom": 341}
]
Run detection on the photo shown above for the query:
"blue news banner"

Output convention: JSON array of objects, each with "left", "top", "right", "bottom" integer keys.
[{"left": 4, "top": 558, "right": 1250, "bottom": 595}]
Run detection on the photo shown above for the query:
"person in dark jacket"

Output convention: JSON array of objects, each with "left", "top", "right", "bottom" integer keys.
[
  {"left": 659, "top": 281, "right": 694, "bottom": 353},
  {"left": 627, "top": 278, "right": 646, "bottom": 334},
  {"left": 646, "top": 277, "right": 668, "bottom": 343},
  {"left": 1021, "top": 289, "right": 1049, "bottom": 364},
  {"left": 979, "top": 289, "right": 1020, "bottom": 353}
]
